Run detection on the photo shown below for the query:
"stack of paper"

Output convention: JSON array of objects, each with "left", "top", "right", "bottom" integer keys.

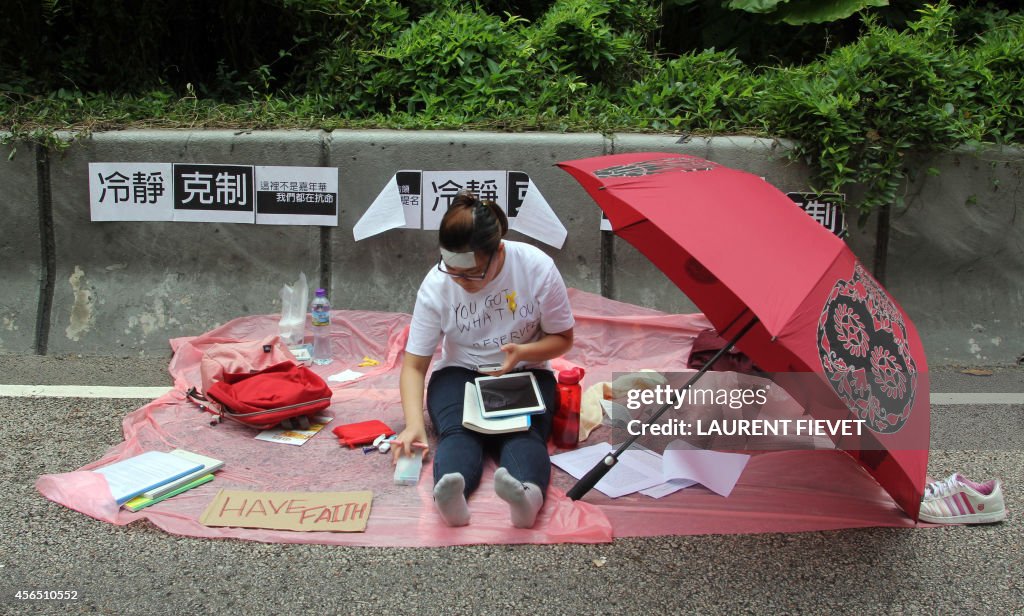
[
  {"left": 550, "top": 443, "right": 664, "bottom": 498},
  {"left": 122, "top": 475, "right": 216, "bottom": 512},
  {"left": 92, "top": 449, "right": 224, "bottom": 511},
  {"left": 551, "top": 440, "right": 750, "bottom": 499}
]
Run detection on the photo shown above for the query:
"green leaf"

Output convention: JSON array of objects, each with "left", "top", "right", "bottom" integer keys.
[
  {"left": 775, "top": 0, "right": 888, "bottom": 25},
  {"left": 726, "top": 0, "right": 790, "bottom": 13}
]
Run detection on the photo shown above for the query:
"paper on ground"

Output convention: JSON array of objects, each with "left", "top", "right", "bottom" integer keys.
[
  {"left": 552, "top": 441, "right": 750, "bottom": 499},
  {"left": 255, "top": 416, "right": 333, "bottom": 446},
  {"left": 328, "top": 369, "right": 364, "bottom": 383},
  {"left": 639, "top": 477, "right": 697, "bottom": 499},
  {"left": 662, "top": 440, "right": 750, "bottom": 498},
  {"left": 551, "top": 443, "right": 665, "bottom": 499}
]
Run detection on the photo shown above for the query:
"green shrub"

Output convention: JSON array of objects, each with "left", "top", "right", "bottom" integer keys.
[
  {"left": 623, "top": 49, "right": 764, "bottom": 132},
  {"left": 305, "top": 0, "right": 659, "bottom": 121},
  {"left": 762, "top": 5, "right": 972, "bottom": 211},
  {"left": 965, "top": 15, "right": 1024, "bottom": 143},
  {"left": 2, "top": 0, "right": 1023, "bottom": 215},
  {"left": 367, "top": 6, "right": 530, "bottom": 115},
  {"left": 527, "top": 0, "right": 656, "bottom": 86},
  {"left": 302, "top": 0, "right": 412, "bottom": 114}
]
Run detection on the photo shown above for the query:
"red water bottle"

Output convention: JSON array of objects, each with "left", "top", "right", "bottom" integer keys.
[{"left": 553, "top": 367, "right": 584, "bottom": 449}]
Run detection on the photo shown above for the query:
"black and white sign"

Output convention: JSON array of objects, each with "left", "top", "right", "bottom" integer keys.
[
  {"left": 396, "top": 170, "right": 423, "bottom": 229},
  {"left": 90, "top": 163, "right": 338, "bottom": 226},
  {"left": 416, "top": 170, "right": 512, "bottom": 230},
  {"left": 357, "top": 170, "right": 565, "bottom": 248},
  {"left": 173, "top": 164, "right": 255, "bottom": 223},
  {"left": 255, "top": 166, "right": 338, "bottom": 226},
  {"left": 787, "top": 192, "right": 847, "bottom": 238},
  {"left": 89, "top": 163, "right": 174, "bottom": 221},
  {"left": 391, "top": 170, "right": 533, "bottom": 231}
]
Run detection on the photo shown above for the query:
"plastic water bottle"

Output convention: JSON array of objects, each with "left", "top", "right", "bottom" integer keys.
[
  {"left": 310, "top": 288, "right": 333, "bottom": 365},
  {"left": 553, "top": 367, "right": 585, "bottom": 449}
]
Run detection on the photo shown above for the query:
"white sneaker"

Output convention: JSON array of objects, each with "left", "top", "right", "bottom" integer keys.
[{"left": 919, "top": 473, "right": 1006, "bottom": 524}]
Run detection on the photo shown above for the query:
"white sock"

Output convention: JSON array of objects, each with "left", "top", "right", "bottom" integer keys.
[
  {"left": 494, "top": 467, "right": 544, "bottom": 529},
  {"left": 433, "top": 472, "right": 470, "bottom": 527}
]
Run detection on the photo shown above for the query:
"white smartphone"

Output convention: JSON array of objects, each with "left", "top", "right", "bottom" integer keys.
[
  {"left": 476, "top": 363, "right": 503, "bottom": 373},
  {"left": 393, "top": 452, "right": 423, "bottom": 486}
]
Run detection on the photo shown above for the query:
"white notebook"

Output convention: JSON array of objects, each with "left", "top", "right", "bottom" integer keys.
[
  {"left": 462, "top": 382, "right": 530, "bottom": 435},
  {"left": 141, "top": 449, "right": 225, "bottom": 499},
  {"left": 94, "top": 451, "right": 204, "bottom": 505}
]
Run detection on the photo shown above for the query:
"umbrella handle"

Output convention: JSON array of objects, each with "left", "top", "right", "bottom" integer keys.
[
  {"left": 566, "top": 454, "right": 618, "bottom": 500},
  {"left": 566, "top": 315, "right": 760, "bottom": 501}
]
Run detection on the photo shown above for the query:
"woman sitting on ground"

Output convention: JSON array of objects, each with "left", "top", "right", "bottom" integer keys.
[{"left": 392, "top": 190, "right": 575, "bottom": 528}]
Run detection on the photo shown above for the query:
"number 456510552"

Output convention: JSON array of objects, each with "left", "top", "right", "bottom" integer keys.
[{"left": 15, "top": 590, "right": 79, "bottom": 600}]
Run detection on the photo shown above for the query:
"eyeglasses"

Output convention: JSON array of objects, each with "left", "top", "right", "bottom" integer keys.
[{"left": 437, "top": 251, "right": 494, "bottom": 281}]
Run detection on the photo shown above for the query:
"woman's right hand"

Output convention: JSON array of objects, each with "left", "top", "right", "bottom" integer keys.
[
  {"left": 391, "top": 424, "right": 430, "bottom": 464},
  {"left": 396, "top": 353, "right": 432, "bottom": 464}
]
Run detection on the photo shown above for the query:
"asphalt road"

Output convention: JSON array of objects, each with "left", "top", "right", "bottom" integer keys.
[{"left": 0, "top": 355, "right": 1020, "bottom": 615}]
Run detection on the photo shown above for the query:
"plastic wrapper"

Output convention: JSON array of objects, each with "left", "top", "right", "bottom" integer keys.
[
  {"left": 277, "top": 272, "right": 308, "bottom": 346},
  {"left": 36, "top": 289, "right": 917, "bottom": 547}
]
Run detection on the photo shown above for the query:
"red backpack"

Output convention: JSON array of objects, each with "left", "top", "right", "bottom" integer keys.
[
  {"left": 202, "top": 361, "right": 332, "bottom": 430},
  {"left": 185, "top": 337, "right": 332, "bottom": 430}
]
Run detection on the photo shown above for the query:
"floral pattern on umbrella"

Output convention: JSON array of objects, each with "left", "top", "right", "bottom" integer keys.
[{"left": 818, "top": 264, "right": 918, "bottom": 434}]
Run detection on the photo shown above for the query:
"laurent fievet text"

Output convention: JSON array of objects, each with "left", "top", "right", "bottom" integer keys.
[{"left": 627, "top": 418, "right": 866, "bottom": 437}]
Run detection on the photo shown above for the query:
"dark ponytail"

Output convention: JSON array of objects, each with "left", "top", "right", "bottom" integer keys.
[{"left": 438, "top": 190, "right": 508, "bottom": 254}]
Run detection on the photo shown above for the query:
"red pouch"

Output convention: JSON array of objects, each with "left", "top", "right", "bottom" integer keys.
[{"left": 332, "top": 420, "right": 395, "bottom": 448}]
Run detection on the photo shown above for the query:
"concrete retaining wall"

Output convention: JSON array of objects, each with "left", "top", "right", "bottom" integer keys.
[
  {"left": 0, "top": 143, "right": 41, "bottom": 355},
  {"left": 1, "top": 130, "right": 1020, "bottom": 365},
  {"left": 44, "top": 131, "right": 322, "bottom": 356},
  {"left": 889, "top": 147, "right": 1024, "bottom": 365}
]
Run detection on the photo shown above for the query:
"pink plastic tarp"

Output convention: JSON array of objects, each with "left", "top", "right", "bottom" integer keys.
[{"left": 36, "top": 289, "right": 917, "bottom": 546}]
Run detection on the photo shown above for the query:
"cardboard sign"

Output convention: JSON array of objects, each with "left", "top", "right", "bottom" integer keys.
[{"left": 199, "top": 489, "right": 372, "bottom": 532}]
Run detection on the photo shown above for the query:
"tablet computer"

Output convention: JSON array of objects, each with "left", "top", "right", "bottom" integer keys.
[{"left": 475, "top": 371, "right": 546, "bottom": 419}]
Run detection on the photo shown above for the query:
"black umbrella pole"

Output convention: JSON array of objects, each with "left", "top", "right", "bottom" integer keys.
[{"left": 567, "top": 317, "right": 760, "bottom": 501}]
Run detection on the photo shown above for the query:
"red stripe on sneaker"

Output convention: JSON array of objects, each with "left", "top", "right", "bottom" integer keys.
[
  {"left": 948, "top": 495, "right": 965, "bottom": 516},
  {"left": 960, "top": 493, "right": 976, "bottom": 514}
]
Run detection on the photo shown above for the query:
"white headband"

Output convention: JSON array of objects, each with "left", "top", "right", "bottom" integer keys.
[{"left": 440, "top": 248, "right": 477, "bottom": 269}]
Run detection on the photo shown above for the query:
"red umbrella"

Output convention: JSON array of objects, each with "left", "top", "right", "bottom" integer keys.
[{"left": 558, "top": 152, "right": 929, "bottom": 520}]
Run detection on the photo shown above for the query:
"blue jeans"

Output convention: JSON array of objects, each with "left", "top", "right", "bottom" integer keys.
[{"left": 426, "top": 366, "right": 555, "bottom": 497}]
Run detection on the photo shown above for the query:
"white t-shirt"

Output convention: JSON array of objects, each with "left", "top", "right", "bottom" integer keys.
[{"left": 405, "top": 241, "right": 575, "bottom": 371}]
